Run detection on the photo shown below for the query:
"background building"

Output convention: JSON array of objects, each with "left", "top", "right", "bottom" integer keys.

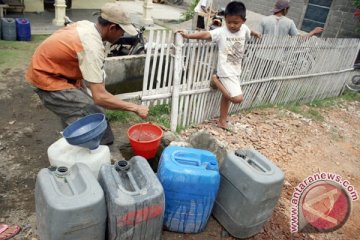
[{"left": 215, "top": 0, "right": 360, "bottom": 38}]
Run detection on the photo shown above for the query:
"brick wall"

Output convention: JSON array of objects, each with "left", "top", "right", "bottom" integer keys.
[
  {"left": 324, "top": 0, "right": 360, "bottom": 38},
  {"left": 215, "top": 0, "right": 360, "bottom": 38},
  {"left": 216, "top": 0, "right": 305, "bottom": 25}
]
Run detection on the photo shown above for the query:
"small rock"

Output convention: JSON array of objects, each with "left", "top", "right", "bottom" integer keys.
[
  {"left": 9, "top": 120, "right": 16, "bottom": 125},
  {"left": 336, "top": 162, "right": 340, "bottom": 165},
  {"left": 162, "top": 131, "right": 180, "bottom": 146},
  {"left": 169, "top": 141, "right": 192, "bottom": 148},
  {"left": 23, "top": 127, "right": 34, "bottom": 137}
]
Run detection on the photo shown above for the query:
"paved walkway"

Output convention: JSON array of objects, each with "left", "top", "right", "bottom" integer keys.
[{"left": 3, "top": 0, "right": 264, "bottom": 34}]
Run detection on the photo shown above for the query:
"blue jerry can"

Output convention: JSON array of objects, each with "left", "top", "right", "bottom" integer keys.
[{"left": 158, "top": 146, "right": 220, "bottom": 233}]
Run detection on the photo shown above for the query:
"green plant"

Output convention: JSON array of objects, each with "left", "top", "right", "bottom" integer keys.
[
  {"left": 106, "top": 109, "right": 138, "bottom": 122},
  {"left": 181, "top": 0, "right": 199, "bottom": 21},
  {"left": 106, "top": 103, "right": 171, "bottom": 129},
  {"left": 340, "top": 89, "right": 360, "bottom": 101}
]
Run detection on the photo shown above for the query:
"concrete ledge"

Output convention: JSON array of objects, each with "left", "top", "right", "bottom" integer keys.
[{"left": 105, "top": 54, "right": 146, "bottom": 85}]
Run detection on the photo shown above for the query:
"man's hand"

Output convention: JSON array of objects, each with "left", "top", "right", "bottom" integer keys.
[
  {"left": 306, "top": 27, "right": 324, "bottom": 38},
  {"left": 312, "top": 27, "right": 324, "bottom": 35},
  {"left": 251, "top": 30, "right": 261, "bottom": 39},
  {"left": 136, "top": 105, "right": 149, "bottom": 119}
]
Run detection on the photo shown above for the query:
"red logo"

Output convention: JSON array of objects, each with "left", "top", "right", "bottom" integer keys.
[
  {"left": 301, "top": 182, "right": 351, "bottom": 231},
  {"left": 117, "top": 204, "right": 163, "bottom": 226}
]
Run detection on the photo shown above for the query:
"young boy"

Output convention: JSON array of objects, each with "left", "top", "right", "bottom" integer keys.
[{"left": 178, "top": 1, "right": 260, "bottom": 130}]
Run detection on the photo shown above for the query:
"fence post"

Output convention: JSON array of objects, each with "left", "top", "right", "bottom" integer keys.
[{"left": 170, "top": 33, "right": 183, "bottom": 132}]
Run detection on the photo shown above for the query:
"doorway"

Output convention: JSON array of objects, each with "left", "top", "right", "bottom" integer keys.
[{"left": 44, "top": 0, "right": 72, "bottom": 11}]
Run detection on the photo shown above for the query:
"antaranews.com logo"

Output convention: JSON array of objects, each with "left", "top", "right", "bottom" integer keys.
[{"left": 290, "top": 172, "right": 358, "bottom": 233}]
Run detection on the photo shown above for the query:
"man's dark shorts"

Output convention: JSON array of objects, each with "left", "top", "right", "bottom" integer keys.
[{"left": 35, "top": 87, "right": 114, "bottom": 145}]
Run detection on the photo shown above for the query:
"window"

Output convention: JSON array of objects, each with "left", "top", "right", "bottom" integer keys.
[{"left": 301, "top": 0, "right": 332, "bottom": 32}]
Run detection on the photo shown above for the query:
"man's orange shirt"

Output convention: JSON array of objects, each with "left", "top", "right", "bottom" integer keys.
[{"left": 26, "top": 21, "right": 105, "bottom": 91}]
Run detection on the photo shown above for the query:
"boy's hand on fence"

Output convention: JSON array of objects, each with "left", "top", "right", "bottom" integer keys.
[{"left": 176, "top": 30, "right": 189, "bottom": 39}]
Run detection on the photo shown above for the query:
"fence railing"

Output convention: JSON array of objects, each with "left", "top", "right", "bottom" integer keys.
[{"left": 119, "top": 30, "right": 360, "bottom": 131}]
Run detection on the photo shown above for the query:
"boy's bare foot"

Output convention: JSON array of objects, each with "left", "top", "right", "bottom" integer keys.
[{"left": 216, "top": 121, "right": 234, "bottom": 132}]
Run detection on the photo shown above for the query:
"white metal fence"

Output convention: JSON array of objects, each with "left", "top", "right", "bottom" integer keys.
[{"left": 119, "top": 30, "right": 360, "bottom": 131}]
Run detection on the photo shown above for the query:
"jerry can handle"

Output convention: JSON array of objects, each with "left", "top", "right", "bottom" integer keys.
[
  {"left": 49, "top": 166, "right": 79, "bottom": 196},
  {"left": 235, "top": 151, "right": 269, "bottom": 173},
  {"left": 173, "top": 151, "right": 201, "bottom": 167},
  {"left": 114, "top": 160, "right": 143, "bottom": 195}
]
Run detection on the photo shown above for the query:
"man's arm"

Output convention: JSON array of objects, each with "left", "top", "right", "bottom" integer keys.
[
  {"left": 304, "top": 27, "right": 324, "bottom": 38},
  {"left": 176, "top": 30, "right": 212, "bottom": 40},
  {"left": 88, "top": 82, "right": 148, "bottom": 118}
]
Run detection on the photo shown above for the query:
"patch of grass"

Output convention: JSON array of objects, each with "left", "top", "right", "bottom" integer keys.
[
  {"left": 282, "top": 102, "right": 324, "bottom": 122},
  {"left": 181, "top": 0, "right": 199, "bottom": 21},
  {"left": 106, "top": 103, "right": 171, "bottom": 129},
  {"left": 285, "top": 103, "right": 302, "bottom": 114},
  {"left": 0, "top": 35, "right": 48, "bottom": 72},
  {"left": 309, "top": 97, "right": 337, "bottom": 108},
  {"left": 340, "top": 89, "right": 360, "bottom": 101},
  {"left": 304, "top": 108, "right": 324, "bottom": 122},
  {"left": 147, "top": 104, "right": 171, "bottom": 128},
  {"left": 106, "top": 109, "right": 139, "bottom": 122}
]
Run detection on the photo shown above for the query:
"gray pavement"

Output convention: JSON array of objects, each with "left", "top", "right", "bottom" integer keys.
[{"left": 3, "top": 0, "right": 264, "bottom": 34}]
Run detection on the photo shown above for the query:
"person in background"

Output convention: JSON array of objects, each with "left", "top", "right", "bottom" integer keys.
[
  {"left": 178, "top": 1, "right": 260, "bottom": 130},
  {"left": 25, "top": 2, "right": 149, "bottom": 145},
  {"left": 258, "top": 0, "right": 323, "bottom": 37},
  {"left": 194, "top": 0, "right": 211, "bottom": 30}
]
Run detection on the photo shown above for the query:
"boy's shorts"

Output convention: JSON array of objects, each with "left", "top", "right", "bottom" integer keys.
[{"left": 219, "top": 75, "right": 243, "bottom": 98}]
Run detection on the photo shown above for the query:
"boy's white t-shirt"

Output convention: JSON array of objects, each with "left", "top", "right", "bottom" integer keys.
[{"left": 210, "top": 24, "right": 251, "bottom": 78}]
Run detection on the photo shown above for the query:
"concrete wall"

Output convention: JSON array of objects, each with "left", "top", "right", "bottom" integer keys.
[
  {"left": 216, "top": 0, "right": 306, "bottom": 28},
  {"left": 23, "top": 0, "right": 115, "bottom": 12},
  {"left": 216, "top": 0, "right": 360, "bottom": 38},
  {"left": 324, "top": 0, "right": 360, "bottom": 38},
  {"left": 72, "top": 0, "right": 115, "bottom": 9},
  {"left": 24, "top": 0, "right": 44, "bottom": 12},
  {"left": 104, "top": 55, "right": 145, "bottom": 86}
]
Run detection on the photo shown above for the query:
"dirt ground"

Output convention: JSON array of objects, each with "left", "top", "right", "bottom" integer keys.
[{"left": 0, "top": 66, "right": 359, "bottom": 240}]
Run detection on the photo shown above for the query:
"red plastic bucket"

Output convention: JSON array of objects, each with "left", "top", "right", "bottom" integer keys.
[{"left": 127, "top": 122, "right": 163, "bottom": 159}]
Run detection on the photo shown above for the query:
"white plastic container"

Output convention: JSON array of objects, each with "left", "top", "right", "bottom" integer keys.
[{"left": 48, "top": 137, "right": 111, "bottom": 178}]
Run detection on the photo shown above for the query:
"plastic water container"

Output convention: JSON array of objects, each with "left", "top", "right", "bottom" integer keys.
[
  {"left": 212, "top": 149, "right": 284, "bottom": 238},
  {"left": 99, "top": 157, "right": 165, "bottom": 240},
  {"left": 48, "top": 137, "right": 111, "bottom": 178},
  {"left": 158, "top": 146, "right": 220, "bottom": 233},
  {"left": 15, "top": 18, "right": 31, "bottom": 41},
  {"left": 35, "top": 164, "right": 107, "bottom": 240},
  {"left": 1, "top": 18, "right": 16, "bottom": 41}
]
